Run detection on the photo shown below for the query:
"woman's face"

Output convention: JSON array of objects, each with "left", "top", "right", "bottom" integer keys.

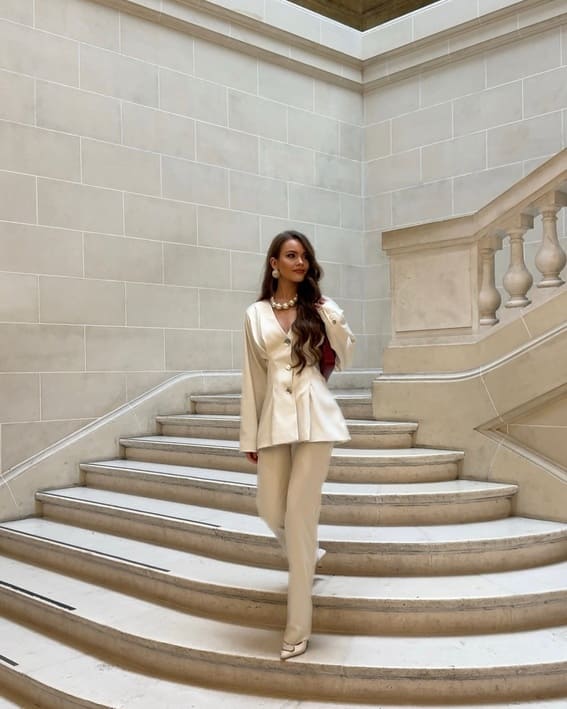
[{"left": 271, "top": 238, "right": 309, "bottom": 285}]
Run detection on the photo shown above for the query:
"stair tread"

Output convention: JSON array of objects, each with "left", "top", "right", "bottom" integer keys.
[
  {"left": 4, "top": 518, "right": 567, "bottom": 602},
  {"left": 36, "top": 486, "right": 567, "bottom": 544},
  {"left": 120, "top": 435, "right": 464, "bottom": 461},
  {"left": 82, "top": 458, "right": 516, "bottom": 499},
  {"left": 158, "top": 414, "right": 418, "bottom": 431},
  {"left": 2, "top": 555, "right": 567, "bottom": 670}
]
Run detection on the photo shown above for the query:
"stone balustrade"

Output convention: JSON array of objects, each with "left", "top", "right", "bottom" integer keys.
[
  {"left": 479, "top": 193, "right": 567, "bottom": 324},
  {"left": 382, "top": 149, "right": 567, "bottom": 344}
]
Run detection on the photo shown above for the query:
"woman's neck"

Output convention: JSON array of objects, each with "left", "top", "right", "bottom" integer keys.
[{"left": 273, "top": 283, "right": 298, "bottom": 301}]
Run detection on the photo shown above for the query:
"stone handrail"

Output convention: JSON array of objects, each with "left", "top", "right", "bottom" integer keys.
[{"left": 381, "top": 149, "right": 567, "bottom": 342}]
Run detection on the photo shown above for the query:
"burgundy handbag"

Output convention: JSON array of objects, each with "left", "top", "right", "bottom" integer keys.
[{"left": 319, "top": 335, "right": 336, "bottom": 381}]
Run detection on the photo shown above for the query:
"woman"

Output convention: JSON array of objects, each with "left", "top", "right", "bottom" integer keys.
[{"left": 240, "top": 230, "right": 355, "bottom": 661}]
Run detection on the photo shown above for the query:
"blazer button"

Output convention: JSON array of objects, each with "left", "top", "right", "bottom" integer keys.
[
  {"left": 284, "top": 338, "right": 291, "bottom": 345},
  {"left": 286, "top": 387, "right": 292, "bottom": 394},
  {"left": 332, "top": 319, "right": 337, "bottom": 324}
]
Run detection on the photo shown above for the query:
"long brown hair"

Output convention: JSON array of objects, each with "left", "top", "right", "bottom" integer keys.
[{"left": 259, "top": 231, "right": 325, "bottom": 373}]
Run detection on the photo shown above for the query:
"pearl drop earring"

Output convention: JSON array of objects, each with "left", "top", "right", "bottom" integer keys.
[{"left": 272, "top": 268, "right": 280, "bottom": 279}]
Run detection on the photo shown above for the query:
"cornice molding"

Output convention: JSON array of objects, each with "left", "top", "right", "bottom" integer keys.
[
  {"left": 363, "top": 1, "right": 567, "bottom": 91},
  {"left": 93, "top": 0, "right": 567, "bottom": 91},
  {"left": 96, "top": 0, "right": 363, "bottom": 88}
]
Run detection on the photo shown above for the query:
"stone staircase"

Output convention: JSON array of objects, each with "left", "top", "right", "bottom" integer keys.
[{"left": 2, "top": 390, "right": 567, "bottom": 707}]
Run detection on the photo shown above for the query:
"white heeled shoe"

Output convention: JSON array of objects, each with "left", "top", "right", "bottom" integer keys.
[{"left": 280, "top": 639, "right": 309, "bottom": 660}]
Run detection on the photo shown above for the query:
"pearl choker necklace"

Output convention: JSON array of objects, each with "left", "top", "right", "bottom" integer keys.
[{"left": 270, "top": 295, "right": 298, "bottom": 310}]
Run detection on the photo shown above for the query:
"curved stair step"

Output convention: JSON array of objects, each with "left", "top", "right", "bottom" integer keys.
[
  {"left": 157, "top": 414, "right": 418, "bottom": 449},
  {"left": 2, "top": 518, "right": 567, "bottom": 635},
  {"left": 35, "top": 487, "right": 567, "bottom": 575},
  {"left": 81, "top": 459, "right": 517, "bottom": 525},
  {"left": 0, "top": 616, "right": 363, "bottom": 709},
  {"left": 2, "top": 557, "right": 567, "bottom": 705},
  {"left": 190, "top": 390, "right": 374, "bottom": 419},
  {"left": 0, "top": 614, "right": 223, "bottom": 708},
  {"left": 5, "top": 619, "right": 563, "bottom": 709},
  {"left": 119, "top": 436, "right": 464, "bottom": 483}
]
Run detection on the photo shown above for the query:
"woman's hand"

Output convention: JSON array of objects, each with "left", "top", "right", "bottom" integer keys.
[{"left": 245, "top": 451, "right": 258, "bottom": 464}]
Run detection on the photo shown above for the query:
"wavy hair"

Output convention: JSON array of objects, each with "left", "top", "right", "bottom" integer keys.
[{"left": 259, "top": 231, "right": 325, "bottom": 373}]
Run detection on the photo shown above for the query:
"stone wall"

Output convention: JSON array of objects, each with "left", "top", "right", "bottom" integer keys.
[
  {"left": 364, "top": 14, "right": 567, "bottom": 346},
  {"left": 0, "top": 0, "right": 364, "bottom": 471}
]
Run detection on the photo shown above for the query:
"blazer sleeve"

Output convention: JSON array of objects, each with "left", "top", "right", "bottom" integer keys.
[
  {"left": 239, "top": 309, "right": 267, "bottom": 453},
  {"left": 318, "top": 298, "right": 356, "bottom": 371}
]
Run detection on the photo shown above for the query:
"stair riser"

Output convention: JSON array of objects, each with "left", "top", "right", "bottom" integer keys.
[
  {"left": 329, "top": 462, "right": 458, "bottom": 483},
  {"left": 336, "top": 433, "right": 413, "bottom": 448},
  {"left": 123, "top": 446, "right": 257, "bottom": 474},
  {"left": 161, "top": 423, "right": 240, "bottom": 440},
  {"left": 160, "top": 423, "right": 413, "bottom": 449},
  {"left": 39, "top": 499, "right": 567, "bottom": 576},
  {"left": 318, "top": 542, "right": 567, "bottom": 575},
  {"left": 3, "top": 531, "right": 566, "bottom": 636},
  {"left": 122, "top": 447, "right": 460, "bottom": 484},
  {"left": 192, "top": 402, "right": 240, "bottom": 416},
  {"left": 85, "top": 471, "right": 514, "bottom": 525},
  {"left": 192, "top": 401, "right": 374, "bottom": 420},
  {"left": 2, "top": 587, "right": 567, "bottom": 704},
  {"left": 338, "top": 404, "right": 375, "bottom": 420}
]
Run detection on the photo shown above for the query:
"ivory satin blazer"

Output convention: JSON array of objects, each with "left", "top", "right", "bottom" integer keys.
[{"left": 239, "top": 297, "right": 356, "bottom": 453}]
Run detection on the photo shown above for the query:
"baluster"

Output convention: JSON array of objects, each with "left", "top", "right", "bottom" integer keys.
[
  {"left": 535, "top": 201, "right": 566, "bottom": 288},
  {"left": 478, "top": 235, "right": 502, "bottom": 325},
  {"left": 503, "top": 216, "right": 533, "bottom": 308}
]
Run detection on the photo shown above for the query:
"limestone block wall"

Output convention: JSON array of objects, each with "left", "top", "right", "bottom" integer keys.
[
  {"left": 364, "top": 12, "right": 567, "bottom": 349},
  {"left": 2, "top": 0, "right": 566, "bottom": 475},
  {"left": 0, "top": 0, "right": 364, "bottom": 472}
]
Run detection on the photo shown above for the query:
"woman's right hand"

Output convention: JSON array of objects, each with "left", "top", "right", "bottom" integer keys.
[{"left": 245, "top": 451, "right": 258, "bottom": 464}]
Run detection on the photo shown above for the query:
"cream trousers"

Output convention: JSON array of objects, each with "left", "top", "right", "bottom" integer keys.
[{"left": 256, "top": 440, "right": 333, "bottom": 645}]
